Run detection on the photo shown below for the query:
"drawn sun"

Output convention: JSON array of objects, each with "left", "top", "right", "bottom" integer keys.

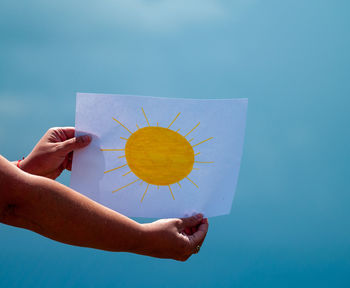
[{"left": 100, "top": 108, "right": 213, "bottom": 202}]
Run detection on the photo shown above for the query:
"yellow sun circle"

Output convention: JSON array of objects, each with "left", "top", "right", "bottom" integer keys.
[{"left": 125, "top": 126, "right": 194, "bottom": 185}]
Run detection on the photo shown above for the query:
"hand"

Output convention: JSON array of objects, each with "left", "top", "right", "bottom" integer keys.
[
  {"left": 141, "top": 214, "right": 209, "bottom": 261},
  {"left": 20, "top": 127, "right": 91, "bottom": 179}
]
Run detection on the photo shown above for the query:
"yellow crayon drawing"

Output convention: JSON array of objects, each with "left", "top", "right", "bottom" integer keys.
[{"left": 100, "top": 108, "right": 213, "bottom": 202}]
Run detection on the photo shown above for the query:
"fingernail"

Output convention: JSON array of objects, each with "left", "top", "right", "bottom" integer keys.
[{"left": 82, "top": 135, "right": 91, "bottom": 142}]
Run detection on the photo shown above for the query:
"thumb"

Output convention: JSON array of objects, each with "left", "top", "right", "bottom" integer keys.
[
  {"left": 180, "top": 214, "right": 203, "bottom": 229},
  {"left": 188, "top": 219, "right": 209, "bottom": 246},
  {"left": 60, "top": 135, "right": 91, "bottom": 153}
]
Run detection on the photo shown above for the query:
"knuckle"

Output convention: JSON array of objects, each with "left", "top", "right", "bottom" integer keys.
[
  {"left": 179, "top": 241, "right": 192, "bottom": 255},
  {"left": 176, "top": 255, "right": 187, "bottom": 262},
  {"left": 185, "top": 246, "right": 192, "bottom": 255},
  {"left": 67, "top": 138, "right": 77, "bottom": 145},
  {"left": 178, "top": 239, "right": 187, "bottom": 250},
  {"left": 180, "top": 243, "right": 188, "bottom": 253},
  {"left": 48, "top": 127, "right": 57, "bottom": 133},
  {"left": 174, "top": 219, "right": 182, "bottom": 228},
  {"left": 179, "top": 254, "right": 191, "bottom": 262},
  {"left": 51, "top": 143, "right": 61, "bottom": 153}
]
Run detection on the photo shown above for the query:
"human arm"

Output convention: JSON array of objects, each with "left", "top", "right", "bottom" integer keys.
[{"left": 0, "top": 155, "right": 208, "bottom": 260}]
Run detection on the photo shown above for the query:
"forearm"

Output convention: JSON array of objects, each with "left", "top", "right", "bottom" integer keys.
[
  {"left": 1, "top": 155, "right": 208, "bottom": 260},
  {"left": 1, "top": 157, "right": 145, "bottom": 253},
  {"left": 22, "top": 177, "right": 144, "bottom": 251}
]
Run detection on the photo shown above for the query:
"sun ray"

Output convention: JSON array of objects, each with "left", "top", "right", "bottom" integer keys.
[
  {"left": 186, "top": 176, "right": 199, "bottom": 188},
  {"left": 113, "top": 117, "right": 132, "bottom": 134},
  {"left": 112, "top": 179, "right": 140, "bottom": 193},
  {"left": 136, "top": 123, "right": 140, "bottom": 129},
  {"left": 104, "top": 164, "right": 128, "bottom": 174},
  {"left": 192, "top": 168, "right": 200, "bottom": 170},
  {"left": 195, "top": 161, "right": 214, "bottom": 163},
  {"left": 192, "top": 137, "right": 213, "bottom": 148},
  {"left": 194, "top": 152, "right": 200, "bottom": 156},
  {"left": 100, "top": 148, "right": 124, "bottom": 151},
  {"left": 189, "top": 138, "right": 194, "bottom": 142},
  {"left": 177, "top": 182, "right": 181, "bottom": 188},
  {"left": 120, "top": 137, "right": 128, "bottom": 141},
  {"left": 184, "top": 122, "right": 200, "bottom": 137},
  {"left": 168, "top": 185, "right": 175, "bottom": 200},
  {"left": 157, "top": 122, "right": 159, "bottom": 127},
  {"left": 122, "top": 170, "right": 132, "bottom": 176},
  {"left": 141, "top": 184, "right": 150, "bottom": 203},
  {"left": 167, "top": 112, "right": 181, "bottom": 129},
  {"left": 157, "top": 185, "right": 159, "bottom": 190},
  {"left": 176, "top": 128, "right": 180, "bottom": 132},
  {"left": 118, "top": 155, "right": 126, "bottom": 158},
  {"left": 142, "top": 107, "right": 150, "bottom": 126}
]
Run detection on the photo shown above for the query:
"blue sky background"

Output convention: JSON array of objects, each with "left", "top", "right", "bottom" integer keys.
[{"left": 1, "top": 0, "right": 349, "bottom": 287}]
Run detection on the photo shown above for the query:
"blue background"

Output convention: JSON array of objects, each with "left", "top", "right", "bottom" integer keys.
[{"left": 1, "top": 1, "right": 349, "bottom": 287}]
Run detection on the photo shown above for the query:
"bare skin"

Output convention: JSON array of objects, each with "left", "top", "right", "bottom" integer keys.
[{"left": 1, "top": 127, "right": 208, "bottom": 261}]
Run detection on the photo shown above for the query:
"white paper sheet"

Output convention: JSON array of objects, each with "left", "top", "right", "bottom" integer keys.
[{"left": 70, "top": 93, "right": 248, "bottom": 218}]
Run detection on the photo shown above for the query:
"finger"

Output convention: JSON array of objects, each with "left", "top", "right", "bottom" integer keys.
[
  {"left": 198, "top": 219, "right": 209, "bottom": 247},
  {"left": 49, "top": 127, "right": 75, "bottom": 142},
  {"left": 66, "top": 152, "right": 73, "bottom": 171},
  {"left": 61, "top": 127, "right": 76, "bottom": 139},
  {"left": 60, "top": 135, "right": 91, "bottom": 153},
  {"left": 180, "top": 214, "right": 203, "bottom": 229},
  {"left": 184, "top": 228, "right": 192, "bottom": 235},
  {"left": 66, "top": 158, "right": 72, "bottom": 171},
  {"left": 188, "top": 219, "right": 209, "bottom": 247}
]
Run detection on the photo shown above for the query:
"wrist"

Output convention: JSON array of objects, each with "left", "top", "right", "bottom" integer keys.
[
  {"left": 13, "top": 157, "right": 30, "bottom": 172},
  {"left": 135, "top": 222, "right": 162, "bottom": 257},
  {"left": 17, "top": 156, "right": 34, "bottom": 174},
  {"left": 111, "top": 221, "right": 151, "bottom": 255},
  {"left": 16, "top": 157, "right": 25, "bottom": 168},
  {"left": 130, "top": 223, "right": 151, "bottom": 255}
]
